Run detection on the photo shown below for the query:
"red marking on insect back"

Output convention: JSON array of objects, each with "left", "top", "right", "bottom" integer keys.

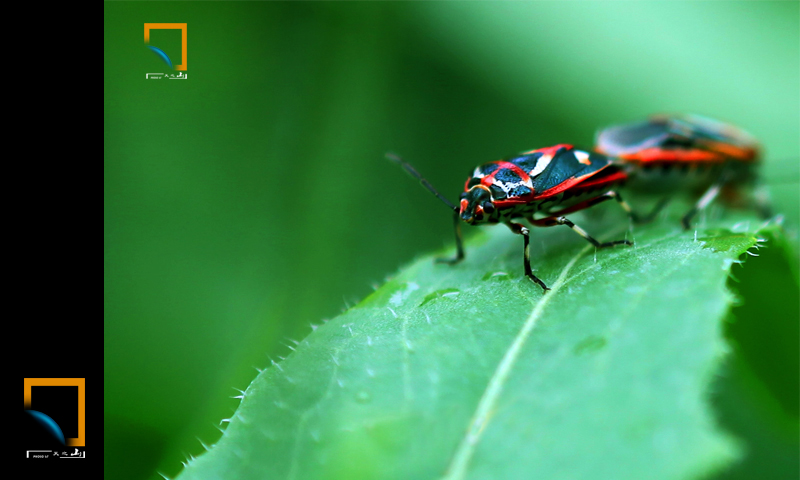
[
  {"left": 696, "top": 139, "right": 759, "bottom": 162},
  {"left": 573, "top": 169, "right": 628, "bottom": 190},
  {"left": 493, "top": 192, "right": 539, "bottom": 206},
  {"left": 522, "top": 144, "right": 573, "bottom": 157},
  {"left": 479, "top": 161, "right": 530, "bottom": 188},
  {"left": 618, "top": 147, "right": 726, "bottom": 164},
  {"left": 533, "top": 177, "right": 586, "bottom": 199},
  {"left": 533, "top": 167, "right": 613, "bottom": 200}
]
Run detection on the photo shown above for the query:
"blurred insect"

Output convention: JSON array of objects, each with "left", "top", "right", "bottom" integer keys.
[
  {"left": 595, "top": 114, "right": 768, "bottom": 229},
  {"left": 388, "top": 145, "right": 650, "bottom": 292}
]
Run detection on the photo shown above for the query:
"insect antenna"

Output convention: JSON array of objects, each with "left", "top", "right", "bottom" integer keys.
[{"left": 386, "top": 153, "right": 458, "bottom": 211}]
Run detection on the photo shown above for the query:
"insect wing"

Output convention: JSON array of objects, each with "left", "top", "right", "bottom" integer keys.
[
  {"left": 595, "top": 118, "right": 673, "bottom": 156},
  {"left": 530, "top": 148, "right": 613, "bottom": 199},
  {"left": 595, "top": 114, "right": 760, "bottom": 163}
]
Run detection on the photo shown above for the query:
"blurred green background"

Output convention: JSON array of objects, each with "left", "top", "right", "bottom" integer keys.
[{"left": 104, "top": 2, "right": 798, "bottom": 479}]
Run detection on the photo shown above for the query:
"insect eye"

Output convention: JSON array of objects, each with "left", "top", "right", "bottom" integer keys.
[{"left": 482, "top": 202, "right": 495, "bottom": 214}]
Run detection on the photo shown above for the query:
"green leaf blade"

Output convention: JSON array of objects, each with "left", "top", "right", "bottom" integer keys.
[{"left": 177, "top": 216, "right": 769, "bottom": 480}]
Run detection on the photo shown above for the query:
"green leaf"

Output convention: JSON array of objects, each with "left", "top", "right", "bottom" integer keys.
[
  {"left": 175, "top": 208, "right": 783, "bottom": 480},
  {"left": 711, "top": 227, "right": 800, "bottom": 480}
]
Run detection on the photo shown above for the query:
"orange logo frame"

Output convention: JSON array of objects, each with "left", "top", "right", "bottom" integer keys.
[
  {"left": 24, "top": 378, "right": 85, "bottom": 447},
  {"left": 144, "top": 23, "right": 187, "bottom": 71}
]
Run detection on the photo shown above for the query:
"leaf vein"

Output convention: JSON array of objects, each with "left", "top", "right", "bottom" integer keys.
[
  {"left": 286, "top": 348, "right": 342, "bottom": 480},
  {"left": 442, "top": 244, "right": 594, "bottom": 480}
]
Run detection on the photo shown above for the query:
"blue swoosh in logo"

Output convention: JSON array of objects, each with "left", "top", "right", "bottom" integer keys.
[
  {"left": 147, "top": 45, "right": 173, "bottom": 69},
  {"left": 26, "top": 410, "right": 66, "bottom": 445}
]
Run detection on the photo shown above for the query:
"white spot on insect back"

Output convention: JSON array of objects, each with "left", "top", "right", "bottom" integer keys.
[
  {"left": 574, "top": 150, "right": 591, "bottom": 165},
  {"left": 529, "top": 155, "right": 552, "bottom": 177},
  {"left": 523, "top": 176, "right": 533, "bottom": 188},
  {"left": 493, "top": 177, "right": 533, "bottom": 193}
]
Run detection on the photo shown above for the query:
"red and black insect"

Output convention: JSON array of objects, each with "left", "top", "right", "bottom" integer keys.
[
  {"left": 595, "top": 114, "right": 766, "bottom": 229},
  {"left": 389, "top": 145, "right": 651, "bottom": 292}
]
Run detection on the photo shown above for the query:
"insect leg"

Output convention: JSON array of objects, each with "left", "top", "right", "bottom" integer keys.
[
  {"left": 505, "top": 221, "right": 549, "bottom": 292},
  {"left": 752, "top": 184, "right": 773, "bottom": 219},
  {"left": 602, "top": 190, "right": 670, "bottom": 224},
  {"left": 530, "top": 215, "right": 633, "bottom": 248},
  {"left": 436, "top": 211, "right": 465, "bottom": 264},
  {"left": 680, "top": 163, "right": 742, "bottom": 229},
  {"left": 681, "top": 181, "right": 723, "bottom": 229},
  {"left": 529, "top": 192, "right": 665, "bottom": 224}
]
